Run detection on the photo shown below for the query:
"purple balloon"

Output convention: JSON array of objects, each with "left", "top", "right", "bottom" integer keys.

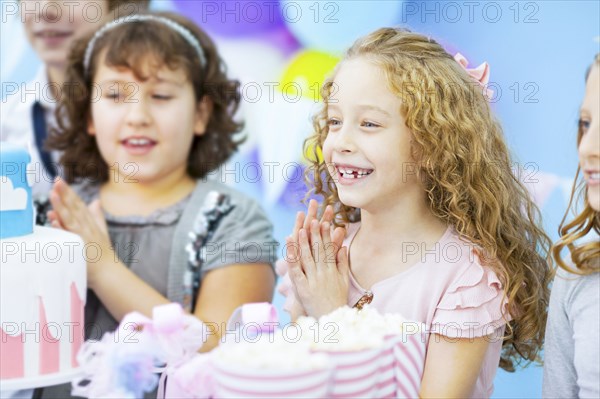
[
  {"left": 174, "top": 0, "right": 286, "bottom": 37},
  {"left": 277, "top": 163, "right": 311, "bottom": 210},
  {"left": 254, "top": 25, "right": 301, "bottom": 57}
]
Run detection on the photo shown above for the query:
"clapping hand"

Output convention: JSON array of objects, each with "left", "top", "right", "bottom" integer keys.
[{"left": 47, "top": 178, "right": 115, "bottom": 286}]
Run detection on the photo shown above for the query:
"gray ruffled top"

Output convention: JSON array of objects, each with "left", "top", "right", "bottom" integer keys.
[
  {"left": 78, "top": 183, "right": 188, "bottom": 305},
  {"left": 77, "top": 182, "right": 190, "bottom": 339},
  {"left": 41, "top": 179, "right": 278, "bottom": 399},
  {"left": 75, "top": 179, "right": 278, "bottom": 338}
]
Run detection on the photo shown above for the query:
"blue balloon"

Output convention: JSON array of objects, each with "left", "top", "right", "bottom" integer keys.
[{"left": 280, "top": 0, "right": 404, "bottom": 54}]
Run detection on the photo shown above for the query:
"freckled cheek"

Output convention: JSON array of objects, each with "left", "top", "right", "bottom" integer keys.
[{"left": 322, "top": 138, "right": 333, "bottom": 163}]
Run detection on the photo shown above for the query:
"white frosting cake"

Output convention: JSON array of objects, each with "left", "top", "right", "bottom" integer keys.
[{"left": 0, "top": 144, "right": 87, "bottom": 383}]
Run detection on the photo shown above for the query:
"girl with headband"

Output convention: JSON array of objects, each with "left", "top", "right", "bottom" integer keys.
[{"left": 43, "top": 12, "right": 277, "bottom": 397}]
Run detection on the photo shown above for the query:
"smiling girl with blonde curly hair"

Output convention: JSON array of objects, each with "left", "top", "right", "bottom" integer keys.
[{"left": 278, "top": 28, "right": 552, "bottom": 398}]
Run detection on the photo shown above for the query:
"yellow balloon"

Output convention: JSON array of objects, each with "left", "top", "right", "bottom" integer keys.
[
  {"left": 303, "top": 142, "right": 324, "bottom": 164},
  {"left": 279, "top": 50, "right": 340, "bottom": 102}
]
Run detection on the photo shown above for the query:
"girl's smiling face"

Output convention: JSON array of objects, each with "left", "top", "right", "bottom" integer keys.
[
  {"left": 23, "top": 1, "right": 113, "bottom": 70},
  {"left": 322, "top": 57, "right": 421, "bottom": 212},
  {"left": 88, "top": 54, "right": 211, "bottom": 185}
]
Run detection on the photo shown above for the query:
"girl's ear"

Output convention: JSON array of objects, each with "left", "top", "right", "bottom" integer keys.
[{"left": 194, "top": 96, "right": 213, "bottom": 136}]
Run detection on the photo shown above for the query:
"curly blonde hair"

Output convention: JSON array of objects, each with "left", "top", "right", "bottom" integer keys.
[
  {"left": 552, "top": 54, "right": 600, "bottom": 275},
  {"left": 305, "top": 28, "right": 552, "bottom": 371}
]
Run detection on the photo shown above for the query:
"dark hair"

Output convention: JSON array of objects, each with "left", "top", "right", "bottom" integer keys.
[{"left": 48, "top": 11, "right": 243, "bottom": 183}]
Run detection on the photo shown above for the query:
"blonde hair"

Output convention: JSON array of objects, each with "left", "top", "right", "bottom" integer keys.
[
  {"left": 305, "top": 28, "right": 552, "bottom": 371},
  {"left": 552, "top": 53, "right": 600, "bottom": 275}
]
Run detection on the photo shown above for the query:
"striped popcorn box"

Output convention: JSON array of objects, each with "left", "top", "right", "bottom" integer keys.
[
  {"left": 374, "top": 335, "right": 401, "bottom": 398},
  {"left": 393, "top": 327, "right": 427, "bottom": 398},
  {"left": 213, "top": 359, "right": 332, "bottom": 398},
  {"left": 316, "top": 346, "right": 384, "bottom": 398},
  {"left": 211, "top": 337, "right": 332, "bottom": 399}
]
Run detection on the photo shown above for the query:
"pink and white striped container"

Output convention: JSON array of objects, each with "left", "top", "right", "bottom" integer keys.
[
  {"left": 314, "top": 346, "right": 383, "bottom": 398},
  {"left": 212, "top": 360, "right": 332, "bottom": 398},
  {"left": 391, "top": 330, "right": 427, "bottom": 398},
  {"left": 374, "top": 335, "right": 398, "bottom": 399}
]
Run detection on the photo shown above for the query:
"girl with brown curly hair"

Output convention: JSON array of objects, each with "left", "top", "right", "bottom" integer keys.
[
  {"left": 543, "top": 54, "right": 600, "bottom": 398},
  {"left": 43, "top": 11, "right": 276, "bottom": 365},
  {"left": 278, "top": 28, "right": 552, "bottom": 398}
]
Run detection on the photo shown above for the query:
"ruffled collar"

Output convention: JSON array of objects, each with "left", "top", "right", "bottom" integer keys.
[{"left": 73, "top": 181, "right": 191, "bottom": 226}]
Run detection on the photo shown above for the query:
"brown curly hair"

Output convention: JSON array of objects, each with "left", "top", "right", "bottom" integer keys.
[
  {"left": 48, "top": 11, "right": 243, "bottom": 183},
  {"left": 305, "top": 28, "right": 552, "bottom": 371},
  {"left": 552, "top": 54, "right": 600, "bottom": 275}
]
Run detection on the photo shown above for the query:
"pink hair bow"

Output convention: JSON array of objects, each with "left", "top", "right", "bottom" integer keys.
[{"left": 454, "top": 53, "right": 494, "bottom": 100}]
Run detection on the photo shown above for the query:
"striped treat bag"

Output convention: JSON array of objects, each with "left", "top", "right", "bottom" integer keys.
[
  {"left": 299, "top": 309, "right": 386, "bottom": 398},
  {"left": 210, "top": 303, "right": 333, "bottom": 398},
  {"left": 213, "top": 360, "right": 332, "bottom": 398},
  {"left": 303, "top": 306, "right": 426, "bottom": 399},
  {"left": 211, "top": 340, "right": 332, "bottom": 398},
  {"left": 374, "top": 335, "right": 399, "bottom": 398},
  {"left": 392, "top": 325, "right": 427, "bottom": 398},
  {"left": 315, "top": 346, "right": 384, "bottom": 398}
]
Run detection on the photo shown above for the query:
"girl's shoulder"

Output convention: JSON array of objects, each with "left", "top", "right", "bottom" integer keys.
[
  {"left": 191, "top": 179, "right": 270, "bottom": 217},
  {"left": 436, "top": 227, "right": 506, "bottom": 293},
  {"left": 552, "top": 267, "right": 600, "bottom": 308},
  {"left": 430, "top": 228, "right": 511, "bottom": 337}
]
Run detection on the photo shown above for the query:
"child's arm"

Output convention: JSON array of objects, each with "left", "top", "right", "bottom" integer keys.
[
  {"left": 419, "top": 334, "right": 491, "bottom": 398},
  {"left": 193, "top": 263, "right": 275, "bottom": 350},
  {"left": 48, "top": 179, "right": 274, "bottom": 352},
  {"left": 48, "top": 178, "right": 174, "bottom": 317}
]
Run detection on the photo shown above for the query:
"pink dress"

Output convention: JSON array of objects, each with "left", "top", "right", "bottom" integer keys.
[{"left": 276, "top": 222, "right": 510, "bottom": 399}]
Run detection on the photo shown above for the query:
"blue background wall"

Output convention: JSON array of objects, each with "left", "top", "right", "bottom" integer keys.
[{"left": 2, "top": 1, "right": 598, "bottom": 397}]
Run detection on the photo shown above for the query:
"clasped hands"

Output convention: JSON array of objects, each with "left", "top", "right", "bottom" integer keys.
[{"left": 285, "top": 200, "right": 350, "bottom": 319}]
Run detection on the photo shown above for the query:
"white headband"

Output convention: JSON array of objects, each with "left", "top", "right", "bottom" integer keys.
[{"left": 83, "top": 15, "right": 206, "bottom": 75}]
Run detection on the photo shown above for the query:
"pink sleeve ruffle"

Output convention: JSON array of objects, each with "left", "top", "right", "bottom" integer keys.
[
  {"left": 275, "top": 258, "right": 298, "bottom": 314},
  {"left": 430, "top": 255, "right": 511, "bottom": 339}
]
